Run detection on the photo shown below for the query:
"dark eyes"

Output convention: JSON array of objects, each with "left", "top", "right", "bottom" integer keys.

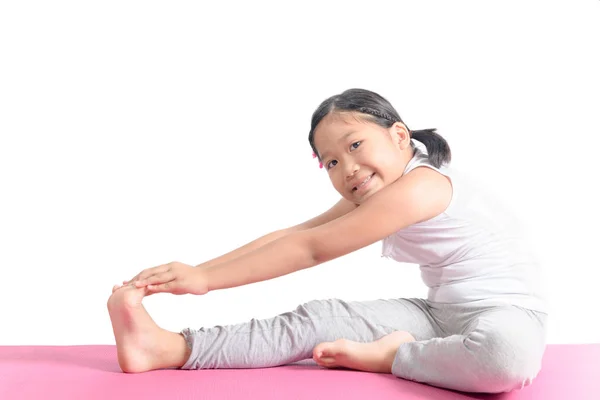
[{"left": 325, "top": 141, "right": 362, "bottom": 170}]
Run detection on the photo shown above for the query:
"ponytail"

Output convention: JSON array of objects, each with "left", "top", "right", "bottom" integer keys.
[{"left": 411, "top": 128, "right": 451, "bottom": 168}]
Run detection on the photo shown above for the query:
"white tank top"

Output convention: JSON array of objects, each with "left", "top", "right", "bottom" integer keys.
[{"left": 382, "top": 140, "right": 548, "bottom": 313}]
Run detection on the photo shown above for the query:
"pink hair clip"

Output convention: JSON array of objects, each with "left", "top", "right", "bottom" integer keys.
[{"left": 312, "top": 152, "right": 323, "bottom": 169}]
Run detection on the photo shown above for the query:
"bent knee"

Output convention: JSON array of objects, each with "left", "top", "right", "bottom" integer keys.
[
  {"left": 470, "top": 341, "right": 542, "bottom": 392},
  {"left": 478, "top": 364, "right": 539, "bottom": 393},
  {"left": 455, "top": 359, "right": 540, "bottom": 393}
]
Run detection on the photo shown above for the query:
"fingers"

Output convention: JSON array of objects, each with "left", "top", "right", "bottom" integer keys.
[
  {"left": 146, "top": 281, "right": 175, "bottom": 294},
  {"left": 135, "top": 271, "right": 174, "bottom": 288},
  {"left": 122, "top": 262, "right": 181, "bottom": 291},
  {"left": 127, "top": 263, "right": 172, "bottom": 285}
]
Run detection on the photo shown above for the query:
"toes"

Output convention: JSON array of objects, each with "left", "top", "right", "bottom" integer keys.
[
  {"left": 315, "top": 339, "right": 347, "bottom": 357},
  {"left": 313, "top": 353, "right": 336, "bottom": 367},
  {"left": 320, "top": 356, "right": 336, "bottom": 364},
  {"left": 108, "top": 284, "right": 146, "bottom": 309},
  {"left": 313, "top": 342, "right": 331, "bottom": 360},
  {"left": 313, "top": 345, "right": 325, "bottom": 362},
  {"left": 313, "top": 342, "right": 343, "bottom": 368}
]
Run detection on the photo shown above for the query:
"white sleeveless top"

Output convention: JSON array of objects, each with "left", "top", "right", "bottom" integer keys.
[{"left": 382, "top": 140, "right": 548, "bottom": 313}]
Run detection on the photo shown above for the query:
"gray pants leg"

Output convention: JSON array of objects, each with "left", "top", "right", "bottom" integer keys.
[
  {"left": 179, "top": 297, "right": 547, "bottom": 394},
  {"left": 392, "top": 301, "right": 548, "bottom": 393},
  {"left": 180, "top": 297, "right": 441, "bottom": 369}
]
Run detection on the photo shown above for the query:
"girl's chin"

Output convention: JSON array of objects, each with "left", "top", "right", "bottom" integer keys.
[{"left": 352, "top": 190, "right": 378, "bottom": 205}]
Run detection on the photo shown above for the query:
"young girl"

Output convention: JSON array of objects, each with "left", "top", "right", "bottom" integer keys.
[{"left": 108, "top": 88, "right": 548, "bottom": 394}]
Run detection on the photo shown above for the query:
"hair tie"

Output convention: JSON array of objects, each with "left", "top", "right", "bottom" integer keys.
[{"left": 312, "top": 152, "right": 323, "bottom": 169}]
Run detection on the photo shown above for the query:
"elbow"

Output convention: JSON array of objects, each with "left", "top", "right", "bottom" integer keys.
[
  {"left": 296, "top": 230, "right": 331, "bottom": 266},
  {"left": 288, "top": 230, "right": 322, "bottom": 268},
  {"left": 311, "top": 244, "right": 330, "bottom": 265}
]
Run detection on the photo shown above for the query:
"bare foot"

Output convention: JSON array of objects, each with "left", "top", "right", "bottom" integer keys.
[
  {"left": 107, "top": 285, "right": 191, "bottom": 373},
  {"left": 312, "top": 331, "right": 415, "bottom": 373}
]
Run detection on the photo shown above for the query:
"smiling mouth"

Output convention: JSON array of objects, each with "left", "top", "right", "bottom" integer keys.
[{"left": 352, "top": 173, "right": 375, "bottom": 192}]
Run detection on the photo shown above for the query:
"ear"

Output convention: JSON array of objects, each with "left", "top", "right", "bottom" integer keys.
[{"left": 389, "top": 122, "right": 411, "bottom": 149}]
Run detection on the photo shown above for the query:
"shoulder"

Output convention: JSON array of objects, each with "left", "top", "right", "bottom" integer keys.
[
  {"left": 362, "top": 166, "right": 451, "bottom": 225},
  {"left": 400, "top": 166, "right": 452, "bottom": 210}
]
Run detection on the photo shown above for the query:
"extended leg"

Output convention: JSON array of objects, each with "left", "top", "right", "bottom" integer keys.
[{"left": 180, "top": 297, "right": 442, "bottom": 370}]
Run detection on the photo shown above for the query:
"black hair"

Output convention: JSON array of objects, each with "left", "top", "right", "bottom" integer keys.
[{"left": 308, "top": 88, "right": 451, "bottom": 168}]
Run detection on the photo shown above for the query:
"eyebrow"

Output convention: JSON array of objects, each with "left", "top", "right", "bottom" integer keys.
[{"left": 319, "top": 131, "right": 358, "bottom": 161}]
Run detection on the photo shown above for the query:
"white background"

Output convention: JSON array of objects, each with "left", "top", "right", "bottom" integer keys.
[{"left": 1, "top": 1, "right": 598, "bottom": 346}]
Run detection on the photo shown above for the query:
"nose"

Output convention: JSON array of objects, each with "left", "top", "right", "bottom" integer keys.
[{"left": 345, "top": 162, "right": 359, "bottom": 180}]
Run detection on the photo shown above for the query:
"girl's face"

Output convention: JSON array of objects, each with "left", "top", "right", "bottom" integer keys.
[{"left": 313, "top": 112, "right": 414, "bottom": 205}]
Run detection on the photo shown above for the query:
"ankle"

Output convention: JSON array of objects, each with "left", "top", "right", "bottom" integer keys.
[{"left": 158, "top": 330, "right": 191, "bottom": 369}]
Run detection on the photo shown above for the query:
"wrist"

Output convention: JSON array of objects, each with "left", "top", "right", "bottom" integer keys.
[{"left": 193, "top": 266, "right": 211, "bottom": 295}]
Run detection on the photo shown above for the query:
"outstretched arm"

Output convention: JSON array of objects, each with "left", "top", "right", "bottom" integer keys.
[
  {"left": 203, "top": 167, "right": 451, "bottom": 292},
  {"left": 125, "top": 198, "right": 357, "bottom": 289},
  {"left": 193, "top": 198, "right": 357, "bottom": 270},
  {"left": 131, "top": 167, "right": 450, "bottom": 294}
]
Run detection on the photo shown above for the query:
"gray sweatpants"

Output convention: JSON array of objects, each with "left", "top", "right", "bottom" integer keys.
[{"left": 179, "top": 298, "right": 548, "bottom": 394}]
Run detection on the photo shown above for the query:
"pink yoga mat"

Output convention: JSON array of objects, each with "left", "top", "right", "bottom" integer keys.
[{"left": 1, "top": 344, "right": 598, "bottom": 399}]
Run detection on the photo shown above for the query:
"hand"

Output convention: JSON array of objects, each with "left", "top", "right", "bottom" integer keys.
[{"left": 124, "top": 261, "right": 209, "bottom": 296}]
